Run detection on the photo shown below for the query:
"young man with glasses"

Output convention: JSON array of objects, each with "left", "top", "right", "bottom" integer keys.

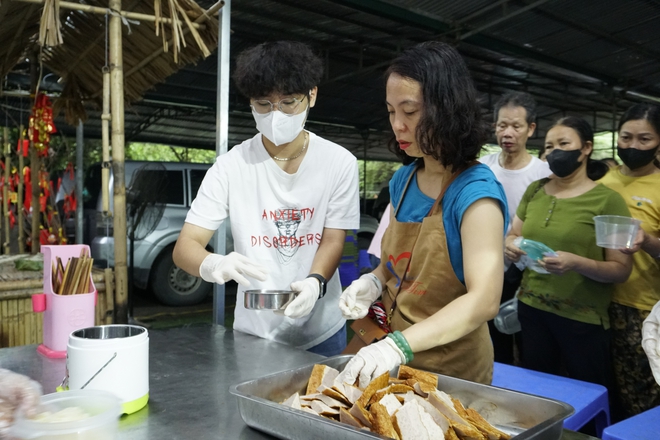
[{"left": 173, "top": 41, "right": 360, "bottom": 356}]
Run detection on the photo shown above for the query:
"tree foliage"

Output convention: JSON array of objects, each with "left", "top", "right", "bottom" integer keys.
[
  {"left": 126, "top": 143, "right": 216, "bottom": 163},
  {"left": 357, "top": 160, "right": 401, "bottom": 199}
]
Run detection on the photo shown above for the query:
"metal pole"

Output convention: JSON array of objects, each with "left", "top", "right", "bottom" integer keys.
[
  {"left": 75, "top": 120, "right": 83, "bottom": 244},
  {"left": 213, "top": 0, "right": 230, "bottom": 326}
]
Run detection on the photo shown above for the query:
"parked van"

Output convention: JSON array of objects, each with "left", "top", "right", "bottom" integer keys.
[
  {"left": 84, "top": 161, "right": 223, "bottom": 306},
  {"left": 84, "top": 161, "right": 378, "bottom": 306}
]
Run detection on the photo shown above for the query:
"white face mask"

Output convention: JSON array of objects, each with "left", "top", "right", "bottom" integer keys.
[{"left": 252, "top": 106, "right": 307, "bottom": 146}]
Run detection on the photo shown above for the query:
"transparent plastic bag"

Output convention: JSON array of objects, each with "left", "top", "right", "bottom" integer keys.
[
  {"left": 494, "top": 297, "right": 521, "bottom": 334},
  {"left": 512, "top": 237, "right": 558, "bottom": 274}
]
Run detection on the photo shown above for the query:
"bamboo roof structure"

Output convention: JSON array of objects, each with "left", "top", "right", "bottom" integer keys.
[{"left": 0, "top": 0, "right": 220, "bottom": 124}]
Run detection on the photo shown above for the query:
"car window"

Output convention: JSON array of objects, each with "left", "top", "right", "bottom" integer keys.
[
  {"left": 189, "top": 169, "right": 208, "bottom": 205},
  {"left": 159, "top": 170, "right": 185, "bottom": 205},
  {"left": 83, "top": 163, "right": 103, "bottom": 209},
  {"left": 130, "top": 169, "right": 185, "bottom": 206}
]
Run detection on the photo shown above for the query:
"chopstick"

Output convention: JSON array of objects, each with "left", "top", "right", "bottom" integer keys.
[{"left": 52, "top": 250, "right": 95, "bottom": 295}]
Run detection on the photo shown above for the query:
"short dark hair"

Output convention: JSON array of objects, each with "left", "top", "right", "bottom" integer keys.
[
  {"left": 554, "top": 116, "right": 594, "bottom": 146},
  {"left": 618, "top": 102, "right": 660, "bottom": 135},
  {"left": 233, "top": 41, "right": 324, "bottom": 99},
  {"left": 494, "top": 91, "right": 537, "bottom": 125},
  {"left": 384, "top": 42, "right": 490, "bottom": 169}
]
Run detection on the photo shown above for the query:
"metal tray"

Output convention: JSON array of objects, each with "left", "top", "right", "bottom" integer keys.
[{"left": 229, "top": 355, "right": 574, "bottom": 440}]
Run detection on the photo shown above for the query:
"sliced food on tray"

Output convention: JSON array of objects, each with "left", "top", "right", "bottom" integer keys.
[{"left": 280, "top": 363, "right": 512, "bottom": 440}]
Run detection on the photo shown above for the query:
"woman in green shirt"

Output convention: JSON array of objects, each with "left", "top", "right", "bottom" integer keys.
[{"left": 505, "top": 116, "right": 632, "bottom": 390}]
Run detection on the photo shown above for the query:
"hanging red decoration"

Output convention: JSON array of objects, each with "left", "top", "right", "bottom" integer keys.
[
  {"left": 23, "top": 167, "right": 32, "bottom": 212},
  {"left": 16, "top": 139, "right": 29, "bottom": 157},
  {"left": 28, "top": 93, "right": 57, "bottom": 157}
]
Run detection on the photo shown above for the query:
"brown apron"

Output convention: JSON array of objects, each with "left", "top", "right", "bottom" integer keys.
[{"left": 380, "top": 164, "right": 493, "bottom": 384}]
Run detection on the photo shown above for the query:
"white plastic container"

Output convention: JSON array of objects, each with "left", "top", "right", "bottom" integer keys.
[
  {"left": 10, "top": 389, "right": 121, "bottom": 440},
  {"left": 593, "top": 215, "right": 642, "bottom": 249},
  {"left": 66, "top": 325, "right": 149, "bottom": 415}
]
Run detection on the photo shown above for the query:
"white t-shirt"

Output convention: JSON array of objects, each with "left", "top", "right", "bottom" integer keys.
[
  {"left": 479, "top": 152, "right": 551, "bottom": 230},
  {"left": 186, "top": 132, "right": 360, "bottom": 349}
]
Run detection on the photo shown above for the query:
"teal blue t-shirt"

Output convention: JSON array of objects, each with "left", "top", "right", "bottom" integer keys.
[{"left": 390, "top": 162, "right": 508, "bottom": 284}]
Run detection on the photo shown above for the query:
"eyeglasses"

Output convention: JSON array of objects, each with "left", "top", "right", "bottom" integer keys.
[{"left": 250, "top": 95, "right": 307, "bottom": 115}]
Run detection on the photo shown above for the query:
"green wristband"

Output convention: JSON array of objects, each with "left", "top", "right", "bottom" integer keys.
[{"left": 387, "top": 331, "right": 414, "bottom": 364}]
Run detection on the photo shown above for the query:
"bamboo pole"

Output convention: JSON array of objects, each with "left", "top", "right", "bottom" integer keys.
[
  {"left": 102, "top": 69, "right": 110, "bottom": 214},
  {"left": 110, "top": 0, "right": 128, "bottom": 324},
  {"left": 17, "top": 125, "right": 24, "bottom": 254},
  {"left": 3, "top": 127, "right": 9, "bottom": 255},
  {"left": 14, "top": 0, "right": 206, "bottom": 29},
  {"left": 104, "top": 267, "right": 114, "bottom": 323}
]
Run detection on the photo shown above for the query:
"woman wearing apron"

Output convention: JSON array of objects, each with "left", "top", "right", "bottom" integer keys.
[{"left": 337, "top": 42, "right": 508, "bottom": 388}]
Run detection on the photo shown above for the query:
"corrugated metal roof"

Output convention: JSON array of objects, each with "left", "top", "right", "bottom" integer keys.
[{"left": 4, "top": 0, "right": 660, "bottom": 160}]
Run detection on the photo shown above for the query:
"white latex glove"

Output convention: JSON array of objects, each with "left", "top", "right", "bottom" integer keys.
[
  {"left": 338, "top": 273, "right": 382, "bottom": 320},
  {"left": 199, "top": 252, "right": 269, "bottom": 287},
  {"left": 336, "top": 338, "right": 405, "bottom": 389},
  {"left": 642, "top": 300, "right": 660, "bottom": 385},
  {"left": 0, "top": 369, "right": 42, "bottom": 435},
  {"left": 285, "top": 277, "right": 320, "bottom": 319}
]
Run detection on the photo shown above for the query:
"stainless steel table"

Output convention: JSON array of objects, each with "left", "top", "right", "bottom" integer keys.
[{"left": 0, "top": 325, "right": 598, "bottom": 440}]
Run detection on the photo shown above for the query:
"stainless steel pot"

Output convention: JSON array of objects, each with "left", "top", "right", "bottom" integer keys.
[{"left": 244, "top": 290, "right": 297, "bottom": 310}]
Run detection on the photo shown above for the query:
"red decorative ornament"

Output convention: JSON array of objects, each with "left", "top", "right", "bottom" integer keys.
[
  {"left": 23, "top": 167, "right": 32, "bottom": 212},
  {"left": 28, "top": 93, "right": 57, "bottom": 157},
  {"left": 16, "top": 139, "right": 29, "bottom": 157}
]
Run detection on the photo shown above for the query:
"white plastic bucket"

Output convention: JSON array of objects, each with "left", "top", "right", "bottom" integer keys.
[
  {"left": 66, "top": 325, "right": 149, "bottom": 414},
  {"left": 10, "top": 389, "right": 121, "bottom": 439},
  {"left": 593, "top": 215, "right": 642, "bottom": 249}
]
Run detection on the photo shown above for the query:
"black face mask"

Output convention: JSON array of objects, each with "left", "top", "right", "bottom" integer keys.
[
  {"left": 546, "top": 149, "right": 583, "bottom": 177},
  {"left": 617, "top": 145, "right": 659, "bottom": 170}
]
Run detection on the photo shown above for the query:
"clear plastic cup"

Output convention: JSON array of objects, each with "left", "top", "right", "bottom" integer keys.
[
  {"left": 10, "top": 389, "right": 121, "bottom": 439},
  {"left": 593, "top": 215, "right": 642, "bottom": 249}
]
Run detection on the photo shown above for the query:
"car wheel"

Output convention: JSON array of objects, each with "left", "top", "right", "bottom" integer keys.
[{"left": 150, "top": 247, "right": 212, "bottom": 306}]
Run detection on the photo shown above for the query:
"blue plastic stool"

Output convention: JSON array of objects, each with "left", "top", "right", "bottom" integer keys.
[
  {"left": 492, "top": 362, "right": 610, "bottom": 437},
  {"left": 601, "top": 405, "right": 660, "bottom": 440},
  {"left": 358, "top": 249, "right": 372, "bottom": 272},
  {"left": 338, "top": 262, "right": 359, "bottom": 287},
  {"left": 339, "top": 230, "right": 359, "bottom": 287}
]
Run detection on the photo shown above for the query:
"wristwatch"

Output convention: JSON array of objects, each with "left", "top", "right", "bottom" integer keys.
[{"left": 307, "top": 273, "right": 327, "bottom": 299}]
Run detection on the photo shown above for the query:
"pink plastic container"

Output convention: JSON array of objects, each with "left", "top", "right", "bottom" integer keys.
[{"left": 33, "top": 245, "right": 97, "bottom": 358}]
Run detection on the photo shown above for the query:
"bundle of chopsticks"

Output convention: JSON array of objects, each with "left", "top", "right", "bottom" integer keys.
[{"left": 51, "top": 249, "right": 94, "bottom": 295}]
